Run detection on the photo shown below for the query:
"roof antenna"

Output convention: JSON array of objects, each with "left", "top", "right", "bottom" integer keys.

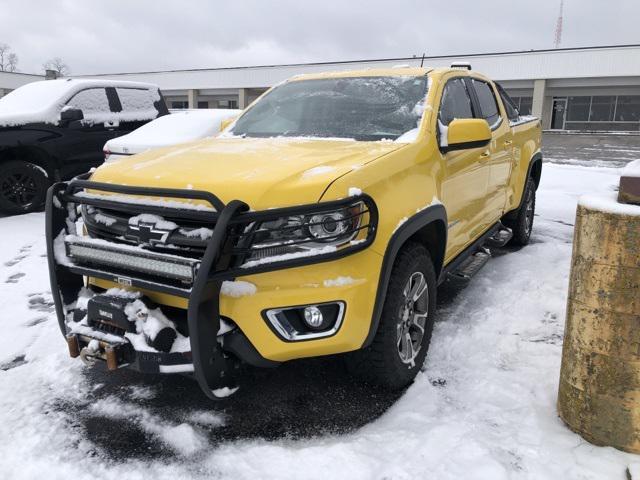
[{"left": 420, "top": 52, "right": 426, "bottom": 67}]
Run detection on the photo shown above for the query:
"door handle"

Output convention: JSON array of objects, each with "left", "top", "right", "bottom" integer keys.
[
  {"left": 504, "top": 140, "right": 513, "bottom": 146},
  {"left": 479, "top": 150, "right": 491, "bottom": 162}
]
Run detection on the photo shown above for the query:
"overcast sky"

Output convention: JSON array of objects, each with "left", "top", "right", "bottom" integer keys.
[{"left": 1, "top": 0, "right": 638, "bottom": 75}]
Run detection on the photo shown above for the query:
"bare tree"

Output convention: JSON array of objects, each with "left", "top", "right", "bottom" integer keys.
[
  {"left": 7, "top": 53, "right": 18, "bottom": 72},
  {"left": 43, "top": 57, "right": 70, "bottom": 76},
  {"left": 0, "top": 43, "right": 19, "bottom": 72}
]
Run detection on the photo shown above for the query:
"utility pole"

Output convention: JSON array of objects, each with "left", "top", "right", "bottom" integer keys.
[{"left": 554, "top": 0, "right": 564, "bottom": 49}]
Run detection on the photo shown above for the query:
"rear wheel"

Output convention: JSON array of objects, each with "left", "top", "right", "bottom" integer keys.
[
  {"left": 504, "top": 177, "right": 536, "bottom": 246},
  {"left": 346, "top": 242, "right": 436, "bottom": 389},
  {"left": 0, "top": 161, "right": 49, "bottom": 215}
]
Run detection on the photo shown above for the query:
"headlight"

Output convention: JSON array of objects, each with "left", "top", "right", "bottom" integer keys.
[{"left": 241, "top": 200, "right": 370, "bottom": 267}]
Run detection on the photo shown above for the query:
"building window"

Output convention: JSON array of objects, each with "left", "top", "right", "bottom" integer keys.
[
  {"left": 217, "top": 99, "right": 238, "bottom": 109},
  {"left": 567, "top": 96, "right": 590, "bottom": 122},
  {"left": 171, "top": 101, "right": 188, "bottom": 109},
  {"left": 197, "top": 101, "right": 209, "bottom": 109},
  {"left": 589, "top": 96, "right": 616, "bottom": 122},
  {"left": 560, "top": 95, "right": 640, "bottom": 131},
  {"left": 615, "top": 96, "right": 640, "bottom": 122}
]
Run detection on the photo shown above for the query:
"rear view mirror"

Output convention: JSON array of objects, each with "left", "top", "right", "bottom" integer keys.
[
  {"left": 445, "top": 119, "right": 491, "bottom": 152},
  {"left": 60, "top": 107, "right": 84, "bottom": 124}
]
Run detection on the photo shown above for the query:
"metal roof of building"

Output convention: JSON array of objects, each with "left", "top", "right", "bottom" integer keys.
[{"left": 77, "top": 44, "right": 640, "bottom": 91}]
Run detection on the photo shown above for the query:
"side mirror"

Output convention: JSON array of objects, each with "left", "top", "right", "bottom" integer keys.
[
  {"left": 445, "top": 119, "right": 491, "bottom": 152},
  {"left": 219, "top": 116, "right": 238, "bottom": 132},
  {"left": 60, "top": 107, "right": 84, "bottom": 124}
]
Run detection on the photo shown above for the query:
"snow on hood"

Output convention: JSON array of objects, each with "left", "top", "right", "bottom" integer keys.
[
  {"left": 0, "top": 78, "right": 159, "bottom": 127},
  {"left": 105, "top": 109, "right": 241, "bottom": 154},
  {"left": 89, "top": 136, "right": 407, "bottom": 209}
]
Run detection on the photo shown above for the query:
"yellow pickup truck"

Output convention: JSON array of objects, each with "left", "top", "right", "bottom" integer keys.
[{"left": 46, "top": 65, "right": 542, "bottom": 399}]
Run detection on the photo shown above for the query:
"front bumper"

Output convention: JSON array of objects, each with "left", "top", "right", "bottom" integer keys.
[{"left": 45, "top": 174, "right": 378, "bottom": 399}]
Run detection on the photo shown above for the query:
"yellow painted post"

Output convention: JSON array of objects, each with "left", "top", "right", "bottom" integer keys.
[{"left": 558, "top": 166, "right": 640, "bottom": 453}]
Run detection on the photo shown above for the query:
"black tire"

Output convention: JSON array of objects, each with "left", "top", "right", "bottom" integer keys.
[
  {"left": 505, "top": 177, "right": 536, "bottom": 246},
  {"left": 346, "top": 242, "right": 437, "bottom": 389},
  {"left": 0, "top": 160, "right": 49, "bottom": 215}
]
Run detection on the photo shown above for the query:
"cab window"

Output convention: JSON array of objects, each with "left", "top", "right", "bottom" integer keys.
[
  {"left": 471, "top": 79, "right": 501, "bottom": 126},
  {"left": 496, "top": 83, "right": 520, "bottom": 122},
  {"left": 439, "top": 78, "right": 474, "bottom": 126}
]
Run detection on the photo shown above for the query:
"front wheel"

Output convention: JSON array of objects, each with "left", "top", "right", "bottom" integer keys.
[
  {"left": 346, "top": 242, "right": 436, "bottom": 389},
  {"left": 0, "top": 161, "right": 49, "bottom": 215}
]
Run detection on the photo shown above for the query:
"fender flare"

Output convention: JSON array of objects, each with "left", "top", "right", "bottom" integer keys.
[
  {"left": 362, "top": 204, "right": 447, "bottom": 348},
  {"left": 507, "top": 152, "right": 542, "bottom": 217}
]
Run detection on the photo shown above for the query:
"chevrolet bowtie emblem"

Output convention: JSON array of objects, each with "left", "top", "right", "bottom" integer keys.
[{"left": 125, "top": 222, "right": 175, "bottom": 246}]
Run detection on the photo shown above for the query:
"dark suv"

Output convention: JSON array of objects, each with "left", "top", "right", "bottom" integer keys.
[{"left": 0, "top": 79, "right": 168, "bottom": 214}]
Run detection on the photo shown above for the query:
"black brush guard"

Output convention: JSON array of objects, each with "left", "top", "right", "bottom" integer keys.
[{"left": 45, "top": 174, "right": 377, "bottom": 399}]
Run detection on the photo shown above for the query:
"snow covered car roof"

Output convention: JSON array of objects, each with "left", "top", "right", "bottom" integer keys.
[
  {"left": 104, "top": 109, "right": 241, "bottom": 155},
  {"left": 0, "top": 78, "right": 160, "bottom": 127}
]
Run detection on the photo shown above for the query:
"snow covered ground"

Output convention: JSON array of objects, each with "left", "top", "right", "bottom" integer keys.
[{"left": 0, "top": 161, "right": 639, "bottom": 479}]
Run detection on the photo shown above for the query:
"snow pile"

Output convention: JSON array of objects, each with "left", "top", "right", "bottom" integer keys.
[
  {"left": 128, "top": 213, "right": 178, "bottom": 230},
  {"left": 622, "top": 159, "right": 640, "bottom": 178},
  {"left": 74, "top": 191, "right": 217, "bottom": 212},
  {"left": 93, "top": 212, "right": 117, "bottom": 227},
  {"left": 242, "top": 245, "right": 337, "bottom": 268},
  {"left": 323, "top": 276, "right": 357, "bottom": 287},
  {"left": 220, "top": 280, "right": 257, "bottom": 298},
  {"left": 302, "top": 165, "right": 336, "bottom": 178},
  {"left": 579, "top": 192, "right": 640, "bottom": 216},
  {"left": 90, "top": 397, "right": 206, "bottom": 456},
  {"left": 510, "top": 115, "right": 539, "bottom": 127},
  {"left": 179, "top": 227, "right": 213, "bottom": 240},
  {"left": 395, "top": 127, "right": 420, "bottom": 143}
]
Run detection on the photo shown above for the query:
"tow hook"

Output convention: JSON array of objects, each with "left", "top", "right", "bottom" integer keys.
[
  {"left": 76, "top": 338, "right": 119, "bottom": 371},
  {"left": 79, "top": 339, "right": 100, "bottom": 367}
]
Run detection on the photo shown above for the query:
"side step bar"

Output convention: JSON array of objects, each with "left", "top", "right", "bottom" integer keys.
[
  {"left": 443, "top": 223, "right": 513, "bottom": 282},
  {"left": 450, "top": 248, "right": 491, "bottom": 280}
]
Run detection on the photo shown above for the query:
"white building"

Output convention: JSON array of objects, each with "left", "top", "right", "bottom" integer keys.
[{"left": 2, "top": 44, "right": 640, "bottom": 132}]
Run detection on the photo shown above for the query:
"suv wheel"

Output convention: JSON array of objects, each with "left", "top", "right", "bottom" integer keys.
[
  {"left": 346, "top": 242, "right": 436, "bottom": 389},
  {"left": 0, "top": 161, "right": 49, "bottom": 215},
  {"left": 505, "top": 177, "right": 536, "bottom": 246}
]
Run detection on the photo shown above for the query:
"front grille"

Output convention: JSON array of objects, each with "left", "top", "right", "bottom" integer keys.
[{"left": 83, "top": 205, "right": 216, "bottom": 256}]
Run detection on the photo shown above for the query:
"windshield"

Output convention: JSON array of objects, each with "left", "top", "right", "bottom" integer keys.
[{"left": 230, "top": 76, "right": 429, "bottom": 141}]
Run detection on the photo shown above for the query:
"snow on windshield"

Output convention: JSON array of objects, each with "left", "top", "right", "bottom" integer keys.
[
  {"left": 230, "top": 76, "right": 429, "bottom": 142},
  {"left": 0, "top": 80, "right": 76, "bottom": 126}
]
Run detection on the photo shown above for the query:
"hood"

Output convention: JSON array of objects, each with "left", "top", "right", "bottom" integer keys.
[{"left": 91, "top": 136, "right": 405, "bottom": 209}]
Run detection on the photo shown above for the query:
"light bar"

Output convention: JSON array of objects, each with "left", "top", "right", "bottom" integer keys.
[{"left": 65, "top": 238, "right": 198, "bottom": 283}]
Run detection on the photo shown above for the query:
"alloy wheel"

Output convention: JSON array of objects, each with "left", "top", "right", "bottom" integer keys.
[
  {"left": 396, "top": 271, "right": 429, "bottom": 365},
  {"left": 0, "top": 171, "right": 39, "bottom": 208}
]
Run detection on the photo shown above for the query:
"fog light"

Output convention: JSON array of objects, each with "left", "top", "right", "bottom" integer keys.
[
  {"left": 264, "top": 302, "right": 345, "bottom": 341},
  {"left": 303, "top": 306, "right": 324, "bottom": 328}
]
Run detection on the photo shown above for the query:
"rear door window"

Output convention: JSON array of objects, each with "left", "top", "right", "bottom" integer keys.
[
  {"left": 439, "top": 78, "right": 474, "bottom": 126},
  {"left": 116, "top": 88, "right": 160, "bottom": 119},
  {"left": 495, "top": 83, "right": 519, "bottom": 122},
  {"left": 471, "top": 79, "right": 501, "bottom": 126}
]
